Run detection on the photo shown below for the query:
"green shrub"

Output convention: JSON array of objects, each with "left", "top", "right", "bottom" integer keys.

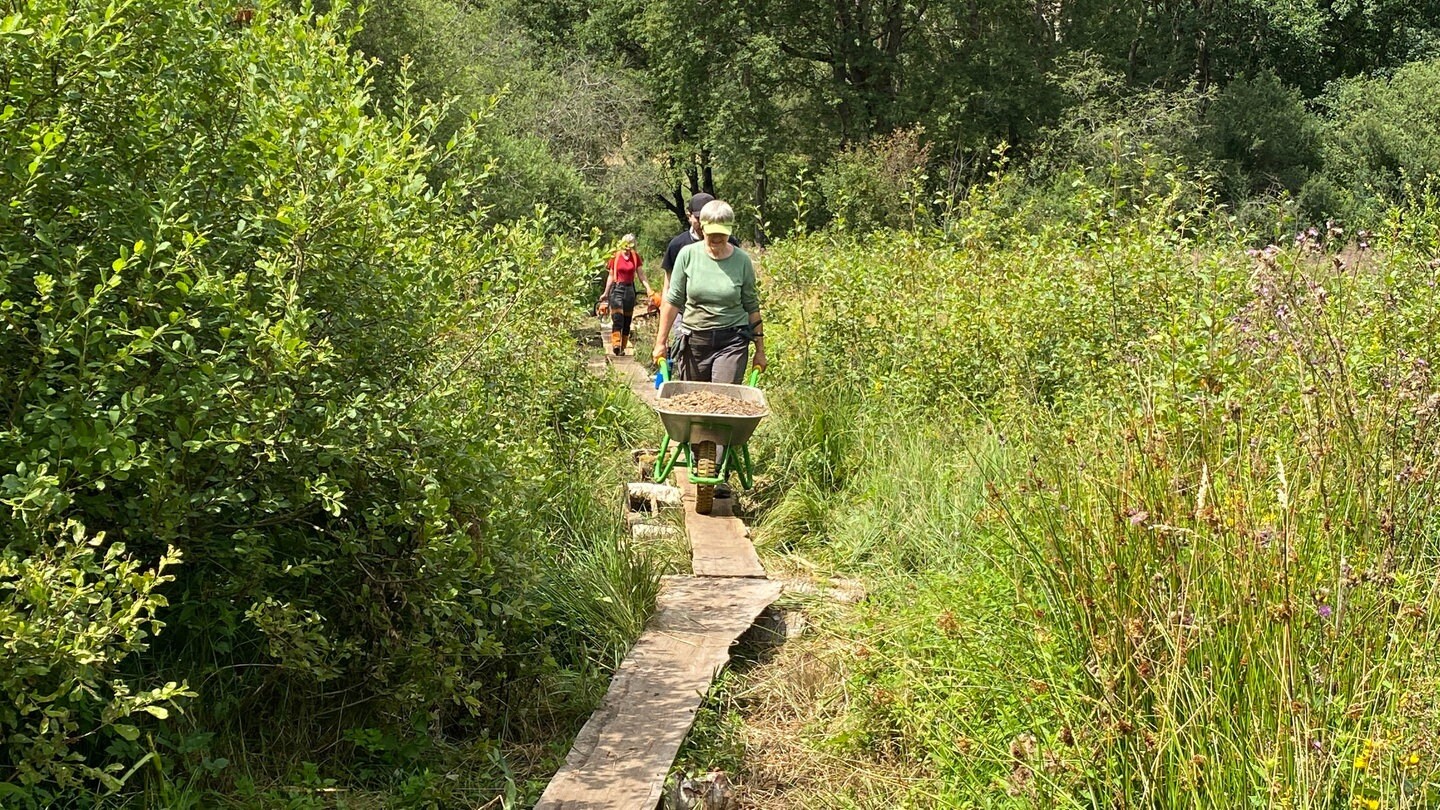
[
  {"left": 817, "top": 128, "right": 931, "bottom": 233},
  {"left": 1029, "top": 53, "right": 1214, "bottom": 203},
  {"left": 0, "top": 522, "right": 190, "bottom": 791},
  {"left": 1317, "top": 58, "right": 1440, "bottom": 217},
  {"left": 1, "top": 0, "right": 655, "bottom": 797},
  {"left": 348, "top": 0, "right": 654, "bottom": 230},
  {"left": 1204, "top": 70, "right": 1321, "bottom": 196}
]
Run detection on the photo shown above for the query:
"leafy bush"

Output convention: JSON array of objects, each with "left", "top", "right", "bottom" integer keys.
[
  {"left": 1, "top": 0, "right": 656, "bottom": 797},
  {"left": 349, "top": 0, "right": 657, "bottom": 229},
  {"left": 0, "top": 523, "right": 190, "bottom": 791},
  {"left": 1035, "top": 55, "right": 1210, "bottom": 174},
  {"left": 1317, "top": 58, "right": 1440, "bottom": 217},
  {"left": 817, "top": 128, "right": 931, "bottom": 233},
  {"left": 1204, "top": 70, "right": 1321, "bottom": 196}
]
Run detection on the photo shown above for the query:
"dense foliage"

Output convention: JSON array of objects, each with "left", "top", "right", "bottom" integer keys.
[
  {"left": 7, "top": 0, "right": 1440, "bottom": 805},
  {"left": 320, "top": 0, "right": 1440, "bottom": 248},
  {"left": 341, "top": 0, "right": 665, "bottom": 236},
  {"left": 476, "top": 0, "right": 1440, "bottom": 238},
  {"left": 1, "top": 0, "right": 658, "bottom": 803}
]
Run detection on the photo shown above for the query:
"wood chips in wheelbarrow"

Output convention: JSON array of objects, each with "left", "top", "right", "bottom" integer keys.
[{"left": 663, "top": 391, "right": 766, "bottom": 416}]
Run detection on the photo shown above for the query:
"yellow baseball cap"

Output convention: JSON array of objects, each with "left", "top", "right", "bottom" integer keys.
[{"left": 703, "top": 221, "right": 733, "bottom": 236}]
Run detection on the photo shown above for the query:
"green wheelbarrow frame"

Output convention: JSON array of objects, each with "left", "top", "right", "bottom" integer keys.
[{"left": 651, "top": 360, "right": 766, "bottom": 490}]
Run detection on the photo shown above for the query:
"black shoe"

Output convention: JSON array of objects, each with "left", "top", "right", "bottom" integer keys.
[
  {"left": 612, "top": 346, "right": 622, "bottom": 356},
  {"left": 715, "top": 484, "right": 733, "bottom": 499}
]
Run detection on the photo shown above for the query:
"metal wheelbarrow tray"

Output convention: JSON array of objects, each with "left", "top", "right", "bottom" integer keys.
[{"left": 654, "top": 381, "right": 769, "bottom": 446}]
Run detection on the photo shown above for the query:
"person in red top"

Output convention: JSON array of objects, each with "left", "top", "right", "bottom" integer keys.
[{"left": 598, "top": 234, "right": 653, "bottom": 356}]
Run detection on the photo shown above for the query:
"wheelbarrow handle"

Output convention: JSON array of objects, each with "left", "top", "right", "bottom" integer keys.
[{"left": 746, "top": 367, "right": 761, "bottom": 387}]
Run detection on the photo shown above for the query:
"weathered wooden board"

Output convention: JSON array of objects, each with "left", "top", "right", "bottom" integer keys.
[
  {"left": 687, "top": 512, "right": 765, "bottom": 578},
  {"left": 533, "top": 576, "right": 782, "bottom": 810},
  {"left": 671, "top": 470, "right": 765, "bottom": 578},
  {"left": 631, "top": 523, "right": 683, "bottom": 542},
  {"left": 564, "top": 332, "right": 778, "bottom": 809},
  {"left": 614, "top": 355, "right": 659, "bottom": 407},
  {"left": 584, "top": 353, "right": 658, "bottom": 407},
  {"left": 584, "top": 355, "right": 610, "bottom": 376},
  {"left": 627, "top": 482, "right": 683, "bottom": 509}
]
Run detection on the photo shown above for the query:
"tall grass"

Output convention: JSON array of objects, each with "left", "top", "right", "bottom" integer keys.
[{"left": 738, "top": 183, "right": 1440, "bottom": 807}]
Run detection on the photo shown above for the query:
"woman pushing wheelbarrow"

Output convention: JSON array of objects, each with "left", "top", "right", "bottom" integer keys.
[
  {"left": 652, "top": 199, "right": 768, "bottom": 513},
  {"left": 652, "top": 199, "right": 767, "bottom": 382}
]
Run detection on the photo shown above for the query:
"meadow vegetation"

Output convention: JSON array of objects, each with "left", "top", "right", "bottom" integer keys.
[
  {"left": 710, "top": 173, "right": 1440, "bottom": 807},
  {"left": 9, "top": 0, "right": 1440, "bottom": 807}
]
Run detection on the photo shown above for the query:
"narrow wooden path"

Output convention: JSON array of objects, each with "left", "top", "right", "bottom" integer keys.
[{"left": 536, "top": 344, "right": 778, "bottom": 809}]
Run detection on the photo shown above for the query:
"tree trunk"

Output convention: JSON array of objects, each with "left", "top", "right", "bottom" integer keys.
[
  {"left": 701, "top": 148, "right": 715, "bottom": 195},
  {"left": 659, "top": 181, "right": 686, "bottom": 228},
  {"left": 1195, "top": 27, "right": 1210, "bottom": 89},
  {"left": 686, "top": 162, "right": 700, "bottom": 198},
  {"left": 753, "top": 161, "right": 769, "bottom": 247}
]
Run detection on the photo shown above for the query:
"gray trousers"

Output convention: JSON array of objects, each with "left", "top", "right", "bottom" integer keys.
[
  {"left": 677, "top": 326, "right": 750, "bottom": 384},
  {"left": 678, "top": 326, "right": 750, "bottom": 492}
]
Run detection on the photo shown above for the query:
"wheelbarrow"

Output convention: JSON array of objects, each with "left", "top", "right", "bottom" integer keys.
[{"left": 652, "top": 360, "right": 768, "bottom": 515}]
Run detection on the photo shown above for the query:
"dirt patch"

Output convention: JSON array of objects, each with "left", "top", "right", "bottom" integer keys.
[{"left": 663, "top": 391, "right": 765, "bottom": 416}]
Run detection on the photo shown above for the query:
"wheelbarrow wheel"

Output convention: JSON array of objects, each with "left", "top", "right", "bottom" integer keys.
[{"left": 694, "top": 441, "right": 716, "bottom": 515}]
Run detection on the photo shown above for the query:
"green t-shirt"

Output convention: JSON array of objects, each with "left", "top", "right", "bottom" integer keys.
[{"left": 664, "top": 243, "right": 759, "bottom": 330}]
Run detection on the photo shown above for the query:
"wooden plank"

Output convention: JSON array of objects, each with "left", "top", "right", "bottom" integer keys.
[
  {"left": 672, "top": 470, "right": 765, "bottom": 578},
  {"left": 621, "top": 359, "right": 659, "bottom": 407},
  {"left": 534, "top": 576, "right": 782, "bottom": 810},
  {"left": 627, "top": 482, "right": 683, "bottom": 512},
  {"left": 584, "top": 330, "right": 659, "bottom": 408},
  {"left": 611, "top": 355, "right": 658, "bottom": 407},
  {"left": 564, "top": 326, "right": 777, "bottom": 807},
  {"left": 687, "top": 512, "right": 765, "bottom": 578},
  {"left": 631, "top": 523, "right": 682, "bottom": 542}
]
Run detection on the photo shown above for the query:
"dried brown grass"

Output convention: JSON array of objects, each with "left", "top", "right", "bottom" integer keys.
[{"left": 716, "top": 587, "right": 933, "bottom": 808}]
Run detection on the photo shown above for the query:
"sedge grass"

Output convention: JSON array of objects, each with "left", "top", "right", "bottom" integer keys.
[{"left": 686, "top": 209, "right": 1440, "bottom": 807}]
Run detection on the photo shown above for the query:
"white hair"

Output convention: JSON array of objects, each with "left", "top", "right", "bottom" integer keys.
[{"left": 698, "top": 200, "right": 734, "bottom": 226}]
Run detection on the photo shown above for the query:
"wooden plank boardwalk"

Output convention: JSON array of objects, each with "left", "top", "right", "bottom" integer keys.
[
  {"left": 537, "top": 344, "right": 777, "bottom": 809},
  {"left": 533, "top": 577, "right": 780, "bottom": 809}
]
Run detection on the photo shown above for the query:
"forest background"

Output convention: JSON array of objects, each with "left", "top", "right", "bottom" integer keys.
[{"left": 4, "top": 0, "right": 1440, "bottom": 807}]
